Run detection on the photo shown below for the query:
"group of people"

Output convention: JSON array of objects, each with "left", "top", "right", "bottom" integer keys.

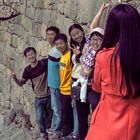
[{"left": 10, "top": 1, "right": 140, "bottom": 140}]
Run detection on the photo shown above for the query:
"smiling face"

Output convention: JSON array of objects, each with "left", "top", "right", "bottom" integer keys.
[
  {"left": 90, "top": 34, "right": 103, "bottom": 51},
  {"left": 26, "top": 50, "right": 37, "bottom": 64},
  {"left": 46, "top": 30, "right": 57, "bottom": 45},
  {"left": 55, "top": 39, "right": 68, "bottom": 54},
  {"left": 70, "top": 28, "right": 84, "bottom": 44}
]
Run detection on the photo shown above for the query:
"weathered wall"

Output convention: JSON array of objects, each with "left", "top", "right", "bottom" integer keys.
[{"left": 0, "top": 0, "right": 140, "bottom": 139}]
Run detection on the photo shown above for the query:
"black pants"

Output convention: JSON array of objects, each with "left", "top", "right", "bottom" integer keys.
[
  {"left": 60, "top": 94, "right": 73, "bottom": 136},
  {"left": 76, "top": 100, "right": 89, "bottom": 140}
]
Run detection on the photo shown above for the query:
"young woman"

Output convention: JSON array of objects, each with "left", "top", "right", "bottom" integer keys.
[
  {"left": 80, "top": 1, "right": 111, "bottom": 111},
  {"left": 86, "top": 4, "right": 140, "bottom": 140},
  {"left": 68, "top": 23, "right": 89, "bottom": 140}
]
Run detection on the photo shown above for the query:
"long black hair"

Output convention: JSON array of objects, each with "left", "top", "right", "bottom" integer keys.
[{"left": 100, "top": 4, "right": 140, "bottom": 98}]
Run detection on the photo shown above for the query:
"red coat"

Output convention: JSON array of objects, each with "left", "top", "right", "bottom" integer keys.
[{"left": 86, "top": 48, "right": 140, "bottom": 140}]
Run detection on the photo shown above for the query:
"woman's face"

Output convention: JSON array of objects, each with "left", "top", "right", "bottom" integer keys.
[
  {"left": 70, "top": 28, "right": 84, "bottom": 44},
  {"left": 90, "top": 34, "right": 102, "bottom": 51}
]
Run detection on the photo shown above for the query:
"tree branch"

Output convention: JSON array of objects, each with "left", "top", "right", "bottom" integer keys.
[
  {"left": 0, "top": 12, "right": 21, "bottom": 20},
  {"left": 0, "top": 0, "right": 21, "bottom": 21}
]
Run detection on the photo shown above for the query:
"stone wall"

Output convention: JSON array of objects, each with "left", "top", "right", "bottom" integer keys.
[{"left": 0, "top": 0, "right": 140, "bottom": 138}]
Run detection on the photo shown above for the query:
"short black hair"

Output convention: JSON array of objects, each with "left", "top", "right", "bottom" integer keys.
[
  {"left": 54, "top": 33, "right": 67, "bottom": 43},
  {"left": 46, "top": 26, "right": 60, "bottom": 34},
  {"left": 24, "top": 47, "right": 36, "bottom": 57}
]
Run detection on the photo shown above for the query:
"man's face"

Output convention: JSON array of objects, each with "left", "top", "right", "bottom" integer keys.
[
  {"left": 26, "top": 50, "right": 37, "bottom": 64},
  {"left": 55, "top": 39, "right": 67, "bottom": 54},
  {"left": 46, "top": 30, "right": 56, "bottom": 45}
]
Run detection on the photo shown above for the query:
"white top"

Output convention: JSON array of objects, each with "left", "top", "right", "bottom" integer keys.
[
  {"left": 72, "top": 43, "right": 89, "bottom": 79},
  {"left": 48, "top": 46, "right": 62, "bottom": 58}
]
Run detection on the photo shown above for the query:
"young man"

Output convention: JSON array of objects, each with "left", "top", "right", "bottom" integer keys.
[
  {"left": 54, "top": 33, "right": 73, "bottom": 138},
  {"left": 11, "top": 47, "right": 52, "bottom": 140},
  {"left": 46, "top": 26, "right": 63, "bottom": 139},
  {"left": 37, "top": 26, "right": 60, "bottom": 59}
]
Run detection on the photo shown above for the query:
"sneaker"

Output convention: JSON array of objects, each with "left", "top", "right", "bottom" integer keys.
[
  {"left": 50, "top": 132, "right": 61, "bottom": 139},
  {"left": 63, "top": 133, "right": 79, "bottom": 140},
  {"left": 40, "top": 133, "right": 49, "bottom": 140},
  {"left": 46, "top": 128, "right": 54, "bottom": 134}
]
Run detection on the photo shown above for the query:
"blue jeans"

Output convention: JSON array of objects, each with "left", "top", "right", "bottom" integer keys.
[
  {"left": 35, "top": 95, "right": 52, "bottom": 135},
  {"left": 50, "top": 88, "right": 62, "bottom": 132},
  {"left": 72, "top": 99, "right": 79, "bottom": 136},
  {"left": 71, "top": 79, "right": 79, "bottom": 136}
]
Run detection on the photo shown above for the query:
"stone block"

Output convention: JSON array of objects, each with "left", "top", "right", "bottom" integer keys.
[
  {"left": 9, "top": 24, "right": 22, "bottom": 36},
  {"left": 17, "top": 38, "right": 24, "bottom": 54},
  {"left": 21, "top": 32, "right": 32, "bottom": 45},
  {"left": 11, "top": 129, "right": 25, "bottom": 140},
  {"left": 57, "top": 0, "right": 65, "bottom": 14},
  {"left": 44, "top": 0, "right": 57, "bottom": 9},
  {"left": 42, "top": 9, "right": 51, "bottom": 25},
  {"left": 0, "top": 31, "right": 5, "bottom": 42},
  {"left": 49, "top": 10, "right": 58, "bottom": 25},
  {"left": 0, "top": 42, "right": 5, "bottom": 52},
  {"left": 3, "top": 44, "right": 12, "bottom": 59},
  {"left": 41, "top": 23, "right": 47, "bottom": 39},
  {"left": 19, "top": 1, "right": 26, "bottom": 14},
  {"left": 1, "top": 54, "right": 9, "bottom": 67},
  {"left": 63, "top": 0, "right": 78, "bottom": 20},
  {"left": 32, "top": 22, "right": 42, "bottom": 39},
  {"left": 76, "top": 0, "right": 94, "bottom": 23},
  {"left": 4, "top": 32, "right": 12, "bottom": 45},
  {"left": 29, "top": 36, "right": 39, "bottom": 48},
  {"left": 33, "top": 0, "right": 44, "bottom": 8},
  {"left": 11, "top": 35, "right": 19, "bottom": 48},
  {"left": 9, "top": 14, "right": 22, "bottom": 25},
  {"left": 56, "top": 14, "right": 73, "bottom": 35},
  {"left": 25, "top": 6, "right": 35, "bottom": 20},
  {"left": 22, "top": 17, "right": 33, "bottom": 34},
  {"left": 35, "top": 9, "right": 43, "bottom": 23},
  {"left": 27, "top": 0, "right": 34, "bottom": 7}
]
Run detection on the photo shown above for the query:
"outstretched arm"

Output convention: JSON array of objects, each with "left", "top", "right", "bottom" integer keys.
[
  {"left": 90, "top": 1, "right": 112, "bottom": 33},
  {"left": 11, "top": 70, "right": 26, "bottom": 87}
]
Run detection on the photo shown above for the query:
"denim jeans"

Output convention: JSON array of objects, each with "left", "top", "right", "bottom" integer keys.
[
  {"left": 50, "top": 88, "right": 62, "bottom": 132},
  {"left": 71, "top": 79, "right": 79, "bottom": 136},
  {"left": 35, "top": 95, "right": 52, "bottom": 135},
  {"left": 71, "top": 99, "right": 79, "bottom": 136}
]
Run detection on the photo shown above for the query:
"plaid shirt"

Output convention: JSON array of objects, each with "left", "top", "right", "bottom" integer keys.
[
  {"left": 85, "top": 33, "right": 90, "bottom": 46},
  {"left": 82, "top": 46, "right": 96, "bottom": 70}
]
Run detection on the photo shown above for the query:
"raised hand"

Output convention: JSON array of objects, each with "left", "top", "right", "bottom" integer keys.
[
  {"left": 100, "top": 1, "right": 112, "bottom": 11},
  {"left": 69, "top": 44, "right": 81, "bottom": 55},
  {"left": 10, "top": 69, "right": 16, "bottom": 79}
]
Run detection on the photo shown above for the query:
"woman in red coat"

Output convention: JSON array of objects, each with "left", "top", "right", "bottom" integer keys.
[{"left": 86, "top": 4, "right": 140, "bottom": 140}]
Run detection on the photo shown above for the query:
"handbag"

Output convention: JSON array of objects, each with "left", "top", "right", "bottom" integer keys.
[{"left": 71, "top": 82, "right": 81, "bottom": 100}]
